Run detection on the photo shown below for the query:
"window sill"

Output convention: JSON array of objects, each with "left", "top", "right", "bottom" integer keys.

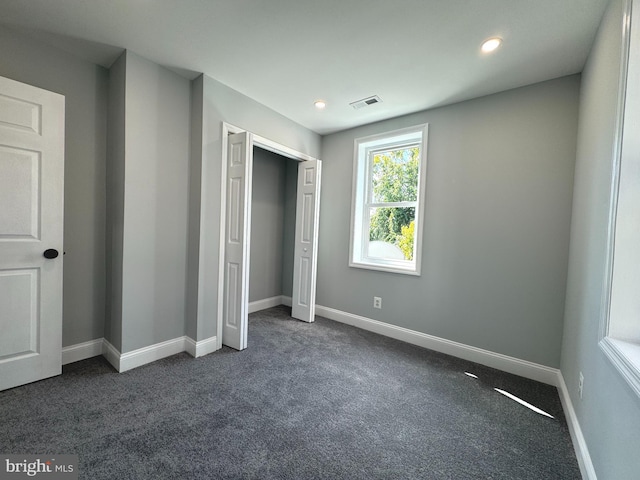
[
  {"left": 349, "top": 260, "right": 420, "bottom": 276},
  {"left": 600, "top": 336, "right": 640, "bottom": 398}
]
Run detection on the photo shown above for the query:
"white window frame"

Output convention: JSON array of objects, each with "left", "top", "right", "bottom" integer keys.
[
  {"left": 349, "top": 124, "right": 428, "bottom": 275},
  {"left": 599, "top": 0, "right": 640, "bottom": 399}
]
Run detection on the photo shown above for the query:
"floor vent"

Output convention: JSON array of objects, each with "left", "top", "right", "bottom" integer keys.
[{"left": 349, "top": 95, "right": 382, "bottom": 110}]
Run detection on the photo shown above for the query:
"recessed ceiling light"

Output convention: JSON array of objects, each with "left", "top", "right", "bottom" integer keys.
[
  {"left": 314, "top": 100, "right": 326, "bottom": 110},
  {"left": 481, "top": 37, "right": 502, "bottom": 53}
]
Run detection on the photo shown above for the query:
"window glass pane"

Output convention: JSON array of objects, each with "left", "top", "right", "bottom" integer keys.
[
  {"left": 368, "top": 206, "right": 416, "bottom": 260},
  {"left": 371, "top": 147, "right": 420, "bottom": 203}
]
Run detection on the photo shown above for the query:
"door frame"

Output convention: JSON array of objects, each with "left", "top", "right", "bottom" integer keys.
[{"left": 217, "top": 122, "right": 320, "bottom": 347}]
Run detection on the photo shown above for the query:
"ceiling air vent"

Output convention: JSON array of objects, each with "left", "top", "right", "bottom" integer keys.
[{"left": 349, "top": 95, "right": 382, "bottom": 110}]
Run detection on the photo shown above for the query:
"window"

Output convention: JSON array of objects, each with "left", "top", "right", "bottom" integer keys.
[
  {"left": 350, "top": 124, "right": 428, "bottom": 275},
  {"left": 600, "top": 0, "right": 640, "bottom": 398}
]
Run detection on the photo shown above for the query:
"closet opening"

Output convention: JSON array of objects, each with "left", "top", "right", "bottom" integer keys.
[
  {"left": 248, "top": 147, "right": 298, "bottom": 314},
  {"left": 219, "top": 123, "right": 322, "bottom": 350}
]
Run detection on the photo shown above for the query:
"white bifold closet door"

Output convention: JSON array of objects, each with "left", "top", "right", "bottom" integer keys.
[
  {"left": 222, "top": 132, "right": 253, "bottom": 351},
  {"left": 291, "top": 159, "right": 321, "bottom": 323}
]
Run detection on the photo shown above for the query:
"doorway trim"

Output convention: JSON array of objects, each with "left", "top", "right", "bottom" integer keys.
[{"left": 217, "top": 122, "right": 320, "bottom": 348}]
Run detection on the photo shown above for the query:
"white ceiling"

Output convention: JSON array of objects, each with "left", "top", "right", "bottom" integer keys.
[{"left": 0, "top": 0, "right": 610, "bottom": 135}]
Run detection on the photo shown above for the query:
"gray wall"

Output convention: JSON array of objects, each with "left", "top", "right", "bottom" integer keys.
[
  {"left": 185, "top": 76, "right": 204, "bottom": 341},
  {"left": 318, "top": 76, "right": 580, "bottom": 368},
  {"left": 561, "top": 0, "right": 640, "bottom": 477},
  {"left": 0, "top": 26, "right": 108, "bottom": 347},
  {"left": 249, "top": 148, "right": 287, "bottom": 302},
  {"left": 117, "top": 51, "right": 191, "bottom": 353},
  {"left": 105, "top": 52, "right": 126, "bottom": 351},
  {"left": 248, "top": 151, "right": 302, "bottom": 302}
]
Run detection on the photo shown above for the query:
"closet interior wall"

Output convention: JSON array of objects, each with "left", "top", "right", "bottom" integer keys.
[{"left": 249, "top": 147, "right": 298, "bottom": 304}]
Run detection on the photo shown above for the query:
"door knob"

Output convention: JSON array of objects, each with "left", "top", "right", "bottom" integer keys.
[{"left": 43, "top": 249, "right": 59, "bottom": 259}]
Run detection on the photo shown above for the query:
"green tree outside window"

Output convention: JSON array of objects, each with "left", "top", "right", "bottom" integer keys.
[{"left": 369, "top": 147, "right": 419, "bottom": 260}]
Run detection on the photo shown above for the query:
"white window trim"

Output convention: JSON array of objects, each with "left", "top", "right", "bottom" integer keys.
[
  {"left": 349, "top": 124, "right": 428, "bottom": 276},
  {"left": 599, "top": 0, "right": 640, "bottom": 399}
]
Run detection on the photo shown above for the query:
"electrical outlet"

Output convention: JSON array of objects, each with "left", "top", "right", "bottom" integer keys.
[
  {"left": 373, "top": 296, "right": 382, "bottom": 309},
  {"left": 578, "top": 372, "right": 584, "bottom": 399}
]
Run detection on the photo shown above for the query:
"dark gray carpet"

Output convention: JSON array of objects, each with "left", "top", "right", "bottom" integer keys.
[{"left": 0, "top": 306, "right": 580, "bottom": 479}]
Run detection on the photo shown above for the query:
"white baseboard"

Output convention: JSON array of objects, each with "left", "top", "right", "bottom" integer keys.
[
  {"left": 117, "top": 337, "right": 189, "bottom": 373},
  {"left": 185, "top": 335, "right": 218, "bottom": 358},
  {"left": 62, "top": 339, "right": 104, "bottom": 365},
  {"left": 315, "top": 305, "right": 560, "bottom": 386},
  {"left": 557, "top": 372, "right": 597, "bottom": 480},
  {"left": 248, "top": 295, "right": 292, "bottom": 313},
  {"left": 249, "top": 296, "right": 284, "bottom": 314},
  {"left": 102, "top": 335, "right": 219, "bottom": 373},
  {"left": 102, "top": 339, "right": 121, "bottom": 372}
]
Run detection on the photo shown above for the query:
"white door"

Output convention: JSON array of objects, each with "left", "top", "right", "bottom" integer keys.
[
  {"left": 0, "top": 75, "right": 65, "bottom": 391},
  {"left": 222, "top": 132, "right": 253, "bottom": 350},
  {"left": 292, "top": 160, "right": 322, "bottom": 322}
]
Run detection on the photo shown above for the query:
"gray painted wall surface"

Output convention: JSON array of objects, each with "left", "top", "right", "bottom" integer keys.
[
  {"left": 249, "top": 148, "right": 287, "bottom": 302},
  {"left": 561, "top": 0, "right": 640, "bottom": 477},
  {"left": 318, "top": 76, "right": 580, "bottom": 367},
  {"left": 0, "top": 26, "right": 108, "bottom": 347},
  {"left": 105, "top": 52, "right": 126, "bottom": 351},
  {"left": 186, "top": 76, "right": 204, "bottom": 341},
  {"left": 191, "top": 75, "right": 321, "bottom": 341},
  {"left": 248, "top": 151, "right": 301, "bottom": 302},
  {"left": 118, "top": 51, "right": 191, "bottom": 353}
]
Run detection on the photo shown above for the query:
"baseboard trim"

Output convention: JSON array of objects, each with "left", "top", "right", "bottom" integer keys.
[
  {"left": 102, "top": 335, "right": 220, "bottom": 372},
  {"left": 248, "top": 295, "right": 292, "bottom": 313},
  {"left": 557, "top": 372, "right": 597, "bottom": 480},
  {"left": 102, "top": 339, "right": 121, "bottom": 372},
  {"left": 118, "top": 337, "right": 189, "bottom": 373},
  {"left": 249, "top": 296, "right": 284, "bottom": 314},
  {"left": 185, "top": 335, "right": 218, "bottom": 358},
  {"left": 62, "top": 339, "right": 104, "bottom": 365},
  {"left": 315, "top": 305, "right": 559, "bottom": 386}
]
